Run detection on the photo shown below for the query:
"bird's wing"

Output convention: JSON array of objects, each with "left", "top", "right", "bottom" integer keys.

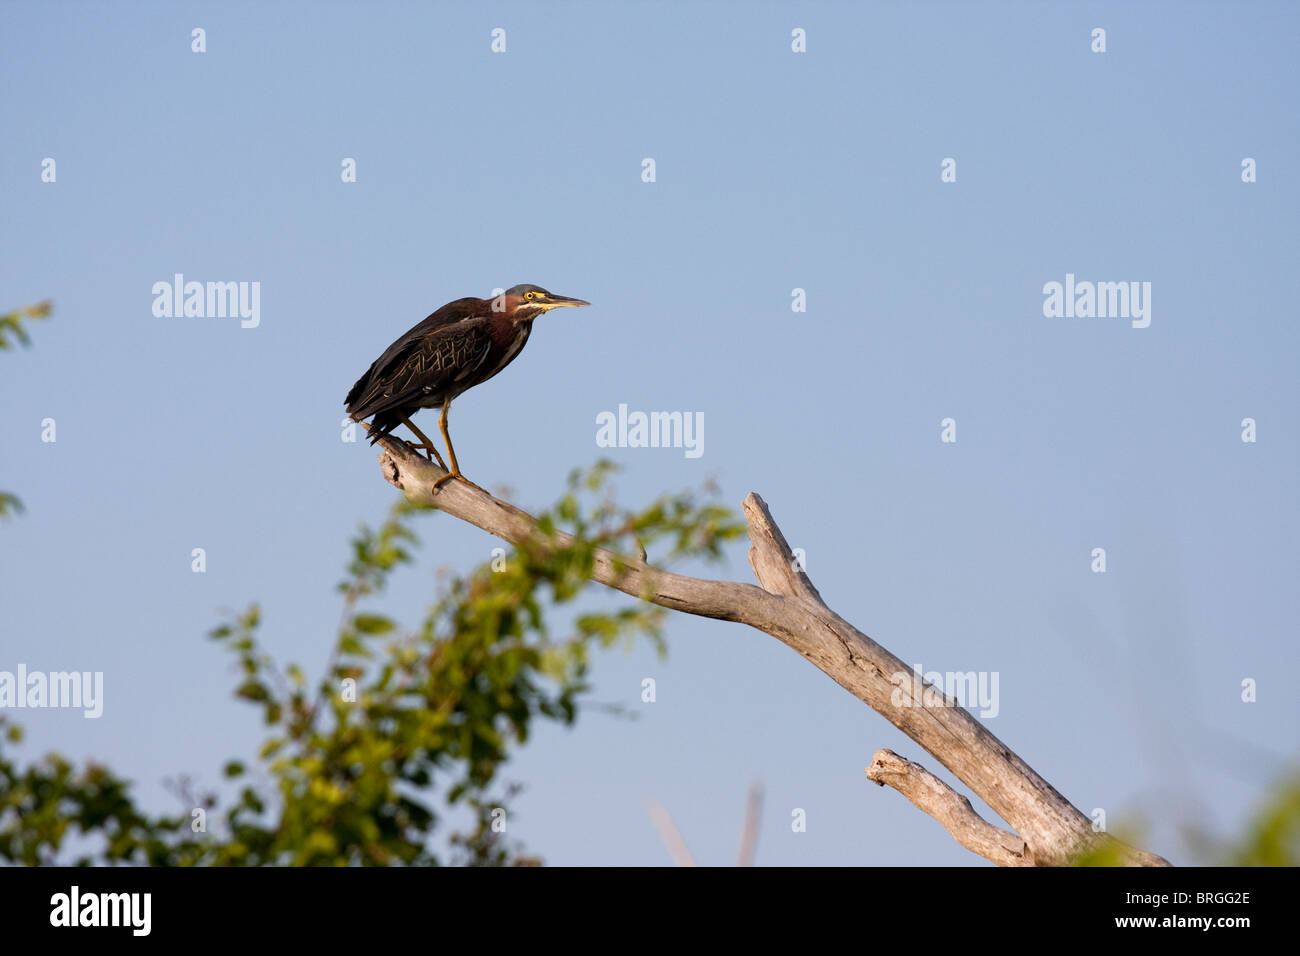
[
  {"left": 346, "top": 319, "right": 493, "bottom": 420},
  {"left": 369, "top": 298, "right": 484, "bottom": 371},
  {"left": 345, "top": 298, "right": 484, "bottom": 414}
]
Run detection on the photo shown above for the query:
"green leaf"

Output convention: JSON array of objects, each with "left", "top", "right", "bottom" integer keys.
[
  {"left": 234, "top": 680, "right": 270, "bottom": 703},
  {"left": 353, "top": 614, "right": 396, "bottom": 635}
]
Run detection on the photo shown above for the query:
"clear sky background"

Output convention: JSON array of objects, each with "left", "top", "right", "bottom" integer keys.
[{"left": 2, "top": 1, "right": 1296, "bottom": 866}]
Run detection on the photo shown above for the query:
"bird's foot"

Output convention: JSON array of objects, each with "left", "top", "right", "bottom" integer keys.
[
  {"left": 405, "top": 440, "right": 448, "bottom": 470},
  {"left": 432, "top": 471, "right": 481, "bottom": 493}
]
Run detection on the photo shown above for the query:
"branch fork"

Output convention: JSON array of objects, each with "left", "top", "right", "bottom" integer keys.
[{"left": 373, "top": 437, "right": 1170, "bottom": 866}]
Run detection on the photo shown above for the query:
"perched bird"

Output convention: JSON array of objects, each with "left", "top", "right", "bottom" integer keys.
[{"left": 345, "top": 285, "right": 589, "bottom": 489}]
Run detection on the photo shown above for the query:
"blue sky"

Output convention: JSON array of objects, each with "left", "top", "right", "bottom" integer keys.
[{"left": 1, "top": 1, "right": 1296, "bottom": 865}]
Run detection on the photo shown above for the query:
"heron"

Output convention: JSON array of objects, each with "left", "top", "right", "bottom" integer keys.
[{"left": 345, "top": 285, "right": 589, "bottom": 489}]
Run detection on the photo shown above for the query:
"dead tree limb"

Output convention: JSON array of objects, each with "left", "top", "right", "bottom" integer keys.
[
  {"left": 865, "top": 749, "right": 1028, "bottom": 866},
  {"left": 371, "top": 437, "right": 1170, "bottom": 867}
]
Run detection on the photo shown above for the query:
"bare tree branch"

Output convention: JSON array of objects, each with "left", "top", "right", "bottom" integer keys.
[
  {"left": 736, "top": 781, "right": 763, "bottom": 867},
  {"left": 647, "top": 802, "right": 696, "bottom": 867},
  {"left": 866, "top": 749, "right": 1027, "bottom": 866},
  {"left": 371, "top": 438, "right": 1171, "bottom": 866}
]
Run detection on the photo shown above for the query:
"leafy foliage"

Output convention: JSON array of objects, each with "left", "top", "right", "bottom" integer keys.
[
  {"left": 0, "top": 493, "right": 23, "bottom": 521},
  {"left": 1211, "top": 772, "right": 1300, "bottom": 866},
  {"left": 1072, "top": 773, "right": 1300, "bottom": 866},
  {"left": 0, "top": 463, "right": 744, "bottom": 865},
  {"left": 0, "top": 300, "right": 51, "bottom": 351},
  {"left": 1, "top": 301, "right": 51, "bottom": 523}
]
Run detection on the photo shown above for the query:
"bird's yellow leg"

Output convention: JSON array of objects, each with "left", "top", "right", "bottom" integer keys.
[
  {"left": 401, "top": 416, "right": 448, "bottom": 470},
  {"left": 432, "top": 400, "right": 480, "bottom": 491}
]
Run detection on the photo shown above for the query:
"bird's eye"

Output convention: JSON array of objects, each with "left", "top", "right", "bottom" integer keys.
[{"left": 525, "top": 291, "right": 537, "bottom": 299}]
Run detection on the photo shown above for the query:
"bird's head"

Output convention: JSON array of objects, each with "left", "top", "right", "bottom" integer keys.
[{"left": 498, "top": 284, "right": 590, "bottom": 321}]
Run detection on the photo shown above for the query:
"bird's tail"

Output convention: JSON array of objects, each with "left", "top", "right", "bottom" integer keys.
[{"left": 361, "top": 412, "right": 402, "bottom": 445}]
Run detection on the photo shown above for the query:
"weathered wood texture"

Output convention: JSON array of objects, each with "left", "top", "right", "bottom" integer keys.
[{"left": 373, "top": 437, "right": 1170, "bottom": 866}]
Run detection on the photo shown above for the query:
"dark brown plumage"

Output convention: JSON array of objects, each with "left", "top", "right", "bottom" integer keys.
[{"left": 345, "top": 284, "right": 589, "bottom": 487}]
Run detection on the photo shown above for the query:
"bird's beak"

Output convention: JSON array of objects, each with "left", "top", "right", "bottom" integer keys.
[{"left": 539, "top": 293, "right": 590, "bottom": 311}]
